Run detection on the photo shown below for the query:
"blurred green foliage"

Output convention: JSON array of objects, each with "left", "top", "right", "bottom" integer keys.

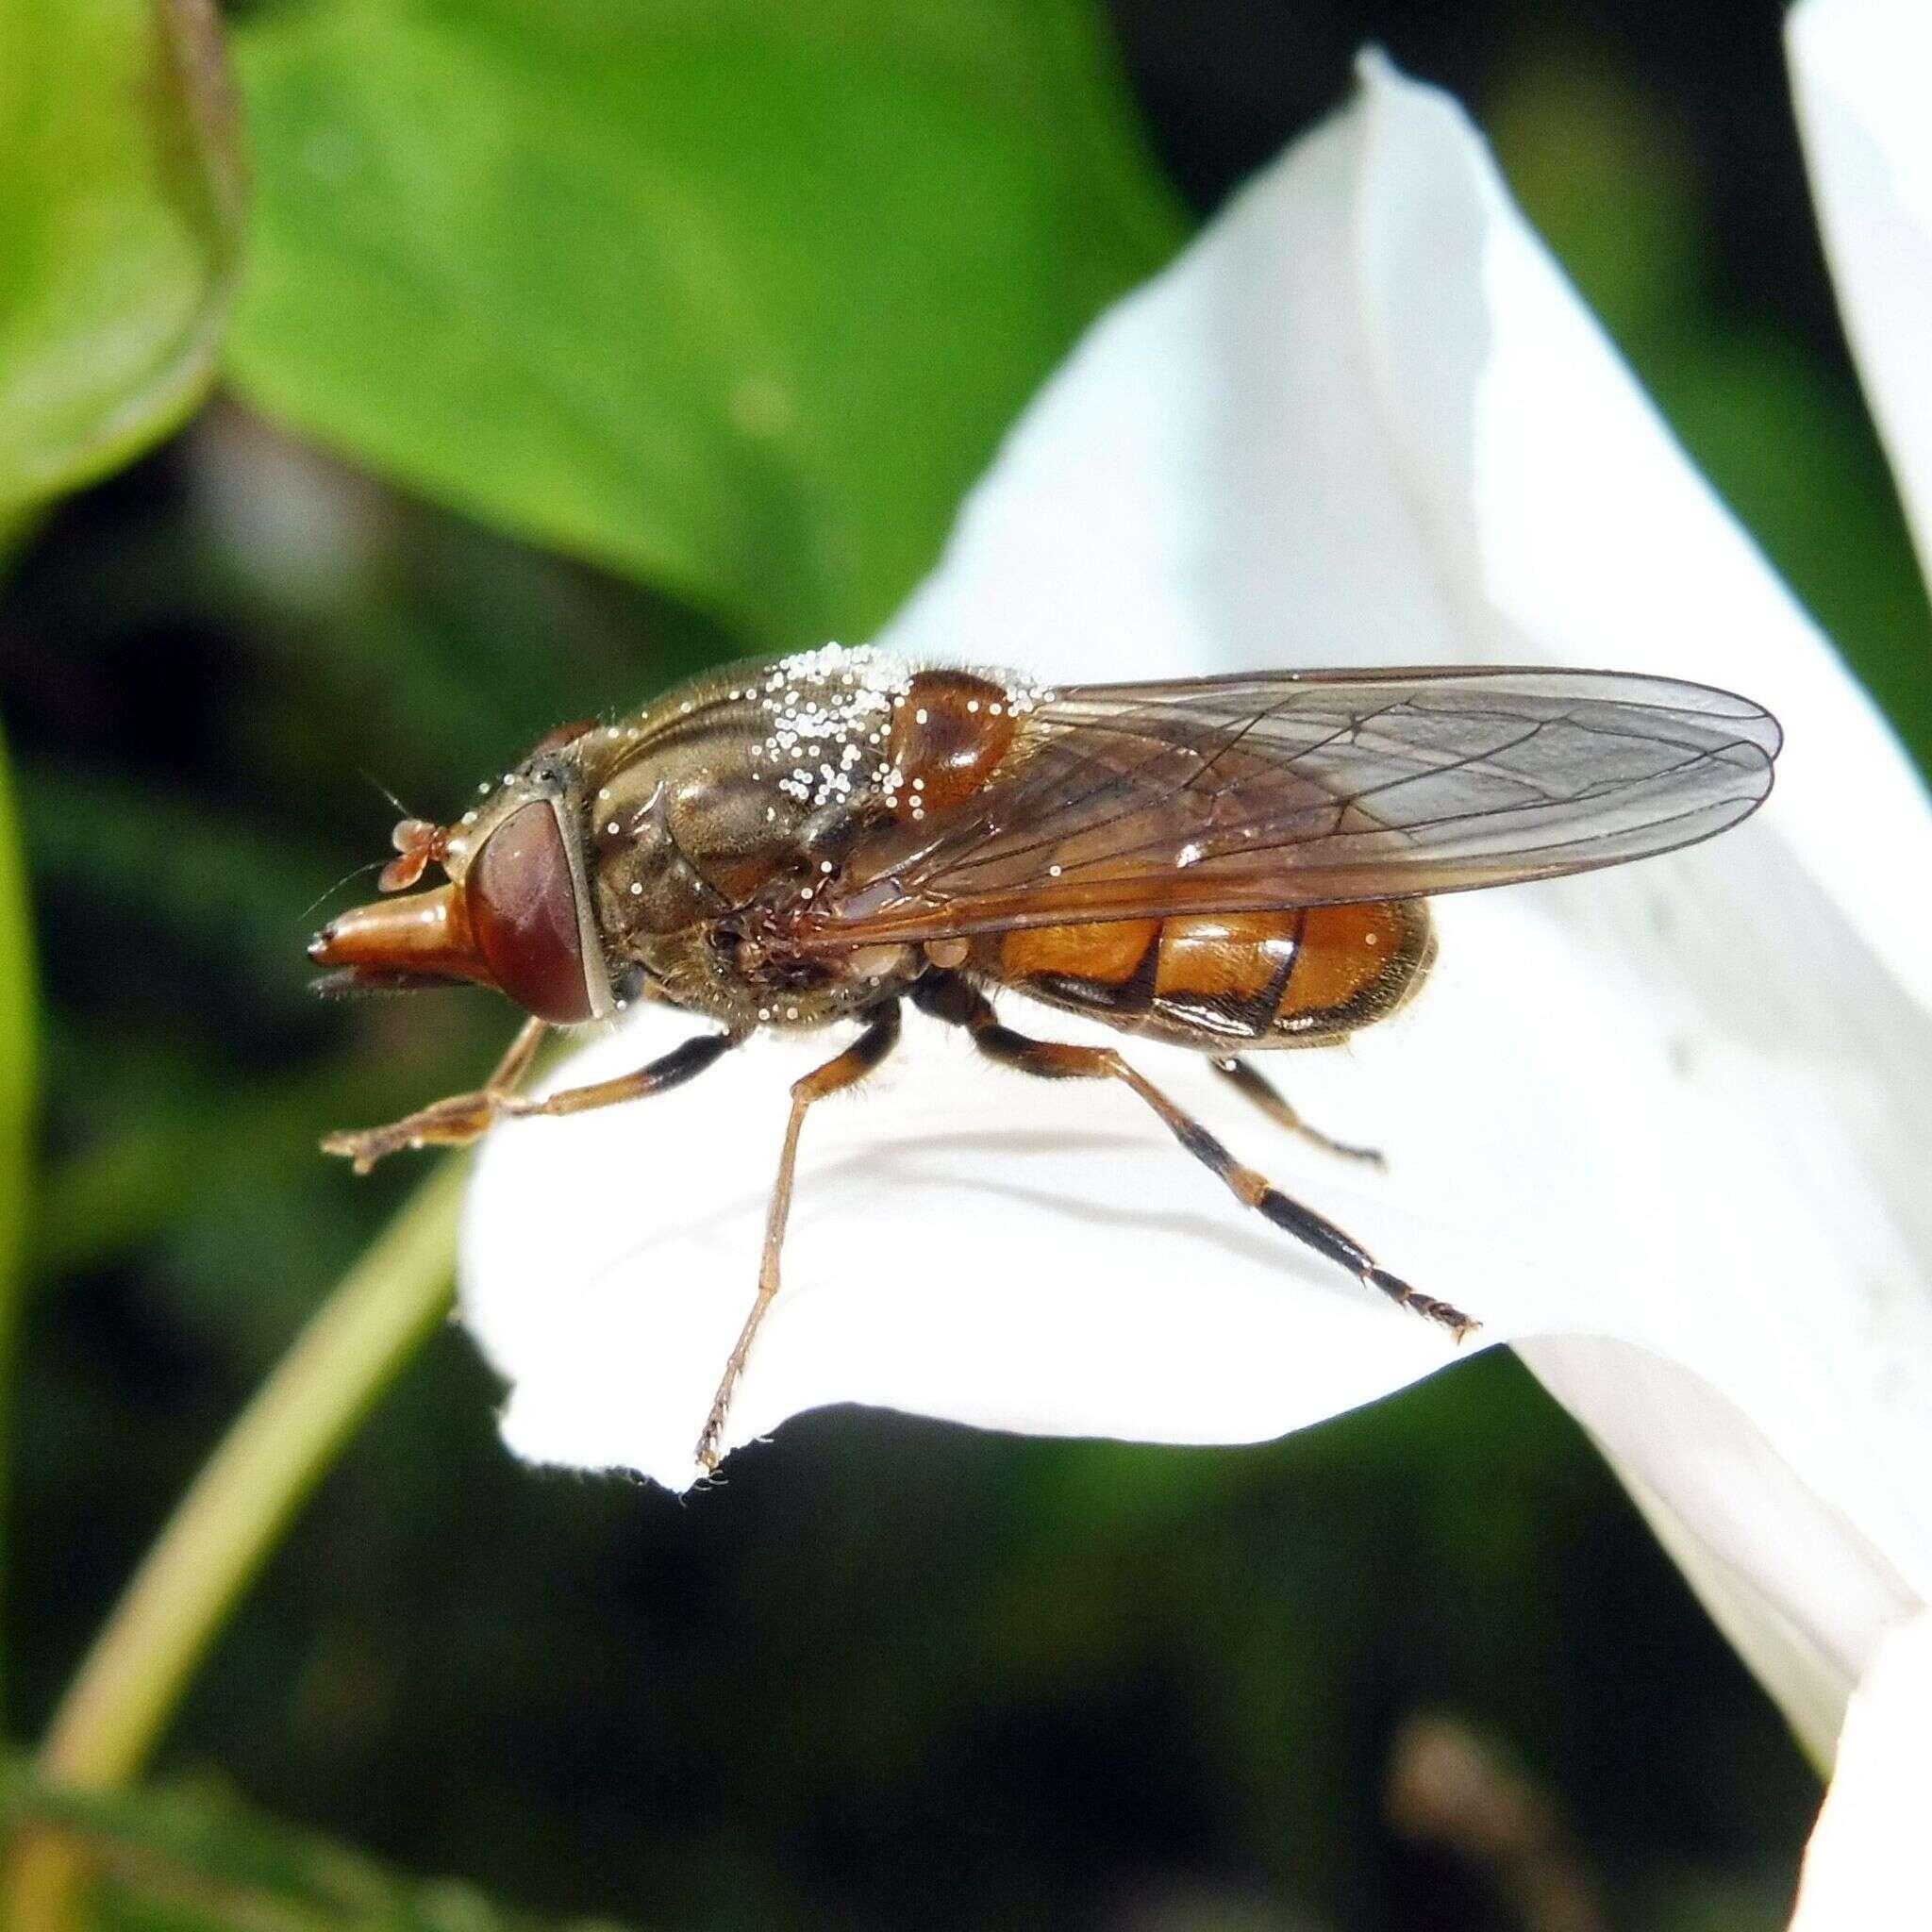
[
  {"left": 6, "top": 1762, "right": 638, "bottom": 1931},
  {"left": 5, "top": 0, "right": 1922, "bottom": 1927},
  {"left": 0, "top": 0, "right": 242, "bottom": 511},
  {"left": 225, "top": 0, "right": 1182, "bottom": 643},
  {"left": 0, "top": 724, "right": 34, "bottom": 1697},
  {"left": 1489, "top": 48, "right": 1932, "bottom": 766}
]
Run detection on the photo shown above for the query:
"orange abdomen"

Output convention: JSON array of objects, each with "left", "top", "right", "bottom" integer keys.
[{"left": 977, "top": 902, "right": 1435, "bottom": 1047}]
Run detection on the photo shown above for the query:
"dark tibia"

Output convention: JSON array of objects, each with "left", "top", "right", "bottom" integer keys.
[{"left": 322, "top": 1020, "right": 741, "bottom": 1173}]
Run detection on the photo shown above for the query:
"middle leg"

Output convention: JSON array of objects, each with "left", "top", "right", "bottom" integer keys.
[
  {"left": 695, "top": 1000, "right": 903, "bottom": 1474},
  {"left": 911, "top": 971, "right": 1475, "bottom": 1339}
]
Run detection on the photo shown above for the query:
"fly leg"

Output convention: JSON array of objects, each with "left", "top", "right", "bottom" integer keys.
[
  {"left": 322, "top": 1016, "right": 547, "bottom": 1173},
  {"left": 696, "top": 1001, "right": 902, "bottom": 1475},
  {"left": 323, "top": 1021, "right": 741, "bottom": 1174},
  {"left": 911, "top": 972, "right": 1475, "bottom": 1340},
  {"left": 1210, "top": 1057, "right": 1385, "bottom": 1169}
]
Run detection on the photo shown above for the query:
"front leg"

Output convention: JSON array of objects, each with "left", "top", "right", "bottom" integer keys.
[{"left": 323, "top": 1018, "right": 741, "bottom": 1174}]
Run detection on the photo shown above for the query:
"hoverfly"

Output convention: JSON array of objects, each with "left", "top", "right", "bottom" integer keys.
[{"left": 311, "top": 645, "right": 1781, "bottom": 1472}]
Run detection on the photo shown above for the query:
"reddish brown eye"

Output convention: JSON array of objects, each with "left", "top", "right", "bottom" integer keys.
[
  {"left": 468, "top": 802, "right": 594, "bottom": 1022},
  {"left": 528, "top": 716, "right": 598, "bottom": 758}
]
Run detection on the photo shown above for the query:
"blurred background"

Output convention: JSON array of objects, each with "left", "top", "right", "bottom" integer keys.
[{"left": 6, "top": 0, "right": 1924, "bottom": 1926}]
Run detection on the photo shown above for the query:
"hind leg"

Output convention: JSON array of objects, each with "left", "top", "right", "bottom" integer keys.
[{"left": 911, "top": 972, "right": 1475, "bottom": 1339}]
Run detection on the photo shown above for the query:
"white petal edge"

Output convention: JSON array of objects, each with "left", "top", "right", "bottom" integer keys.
[
  {"left": 1789, "top": 1609, "right": 1932, "bottom": 1928},
  {"left": 884, "top": 53, "right": 1932, "bottom": 1022},
  {"left": 1790, "top": 0, "right": 1932, "bottom": 596},
  {"left": 462, "top": 58, "right": 1932, "bottom": 1762},
  {"left": 885, "top": 51, "right": 1932, "bottom": 1752},
  {"left": 1524, "top": 1340, "right": 1918, "bottom": 1767}
]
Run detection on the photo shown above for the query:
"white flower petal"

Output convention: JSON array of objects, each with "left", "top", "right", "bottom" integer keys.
[
  {"left": 1789, "top": 1609, "right": 1932, "bottom": 1928},
  {"left": 1790, "top": 0, "right": 1932, "bottom": 593},
  {"left": 462, "top": 57, "right": 1932, "bottom": 1759},
  {"left": 1524, "top": 1340, "right": 1918, "bottom": 1766},
  {"left": 465, "top": 1008, "right": 1470, "bottom": 1485},
  {"left": 464, "top": 841, "right": 1932, "bottom": 1753},
  {"left": 886, "top": 53, "right": 1932, "bottom": 1020},
  {"left": 888, "top": 53, "right": 1932, "bottom": 1750}
]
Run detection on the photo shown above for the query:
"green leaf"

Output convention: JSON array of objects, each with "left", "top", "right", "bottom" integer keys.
[
  {"left": 4, "top": 1763, "right": 641, "bottom": 1931},
  {"left": 226, "top": 0, "right": 1182, "bottom": 643},
  {"left": 0, "top": 0, "right": 244, "bottom": 510}
]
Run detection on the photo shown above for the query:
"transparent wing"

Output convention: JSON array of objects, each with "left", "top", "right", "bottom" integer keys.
[{"left": 802, "top": 667, "right": 1782, "bottom": 946}]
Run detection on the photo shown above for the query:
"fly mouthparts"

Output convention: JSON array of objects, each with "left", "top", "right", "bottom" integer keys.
[
  {"left": 309, "top": 965, "right": 472, "bottom": 1000},
  {"left": 310, "top": 964, "right": 382, "bottom": 999}
]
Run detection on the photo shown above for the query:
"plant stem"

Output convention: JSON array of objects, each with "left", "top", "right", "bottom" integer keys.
[
  {"left": 0, "top": 730, "right": 38, "bottom": 1721},
  {"left": 8, "top": 1159, "right": 465, "bottom": 1927}
]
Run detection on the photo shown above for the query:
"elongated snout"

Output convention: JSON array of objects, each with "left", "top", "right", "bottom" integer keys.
[{"left": 308, "top": 882, "right": 492, "bottom": 991}]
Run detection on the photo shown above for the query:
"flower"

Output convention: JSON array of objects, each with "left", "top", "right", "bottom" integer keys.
[
  {"left": 461, "top": 7, "right": 1932, "bottom": 1776},
  {"left": 1791, "top": 0, "right": 1932, "bottom": 593},
  {"left": 1787, "top": 1609, "right": 1932, "bottom": 1928},
  {"left": 1777, "top": 1607, "right": 1932, "bottom": 1924}
]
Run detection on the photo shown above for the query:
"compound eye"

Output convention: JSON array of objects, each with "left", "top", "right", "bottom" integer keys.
[
  {"left": 528, "top": 716, "right": 598, "bottom": 758},
  {"left": 468, "top": 802, "right": 594, "bottom": 1022}
]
